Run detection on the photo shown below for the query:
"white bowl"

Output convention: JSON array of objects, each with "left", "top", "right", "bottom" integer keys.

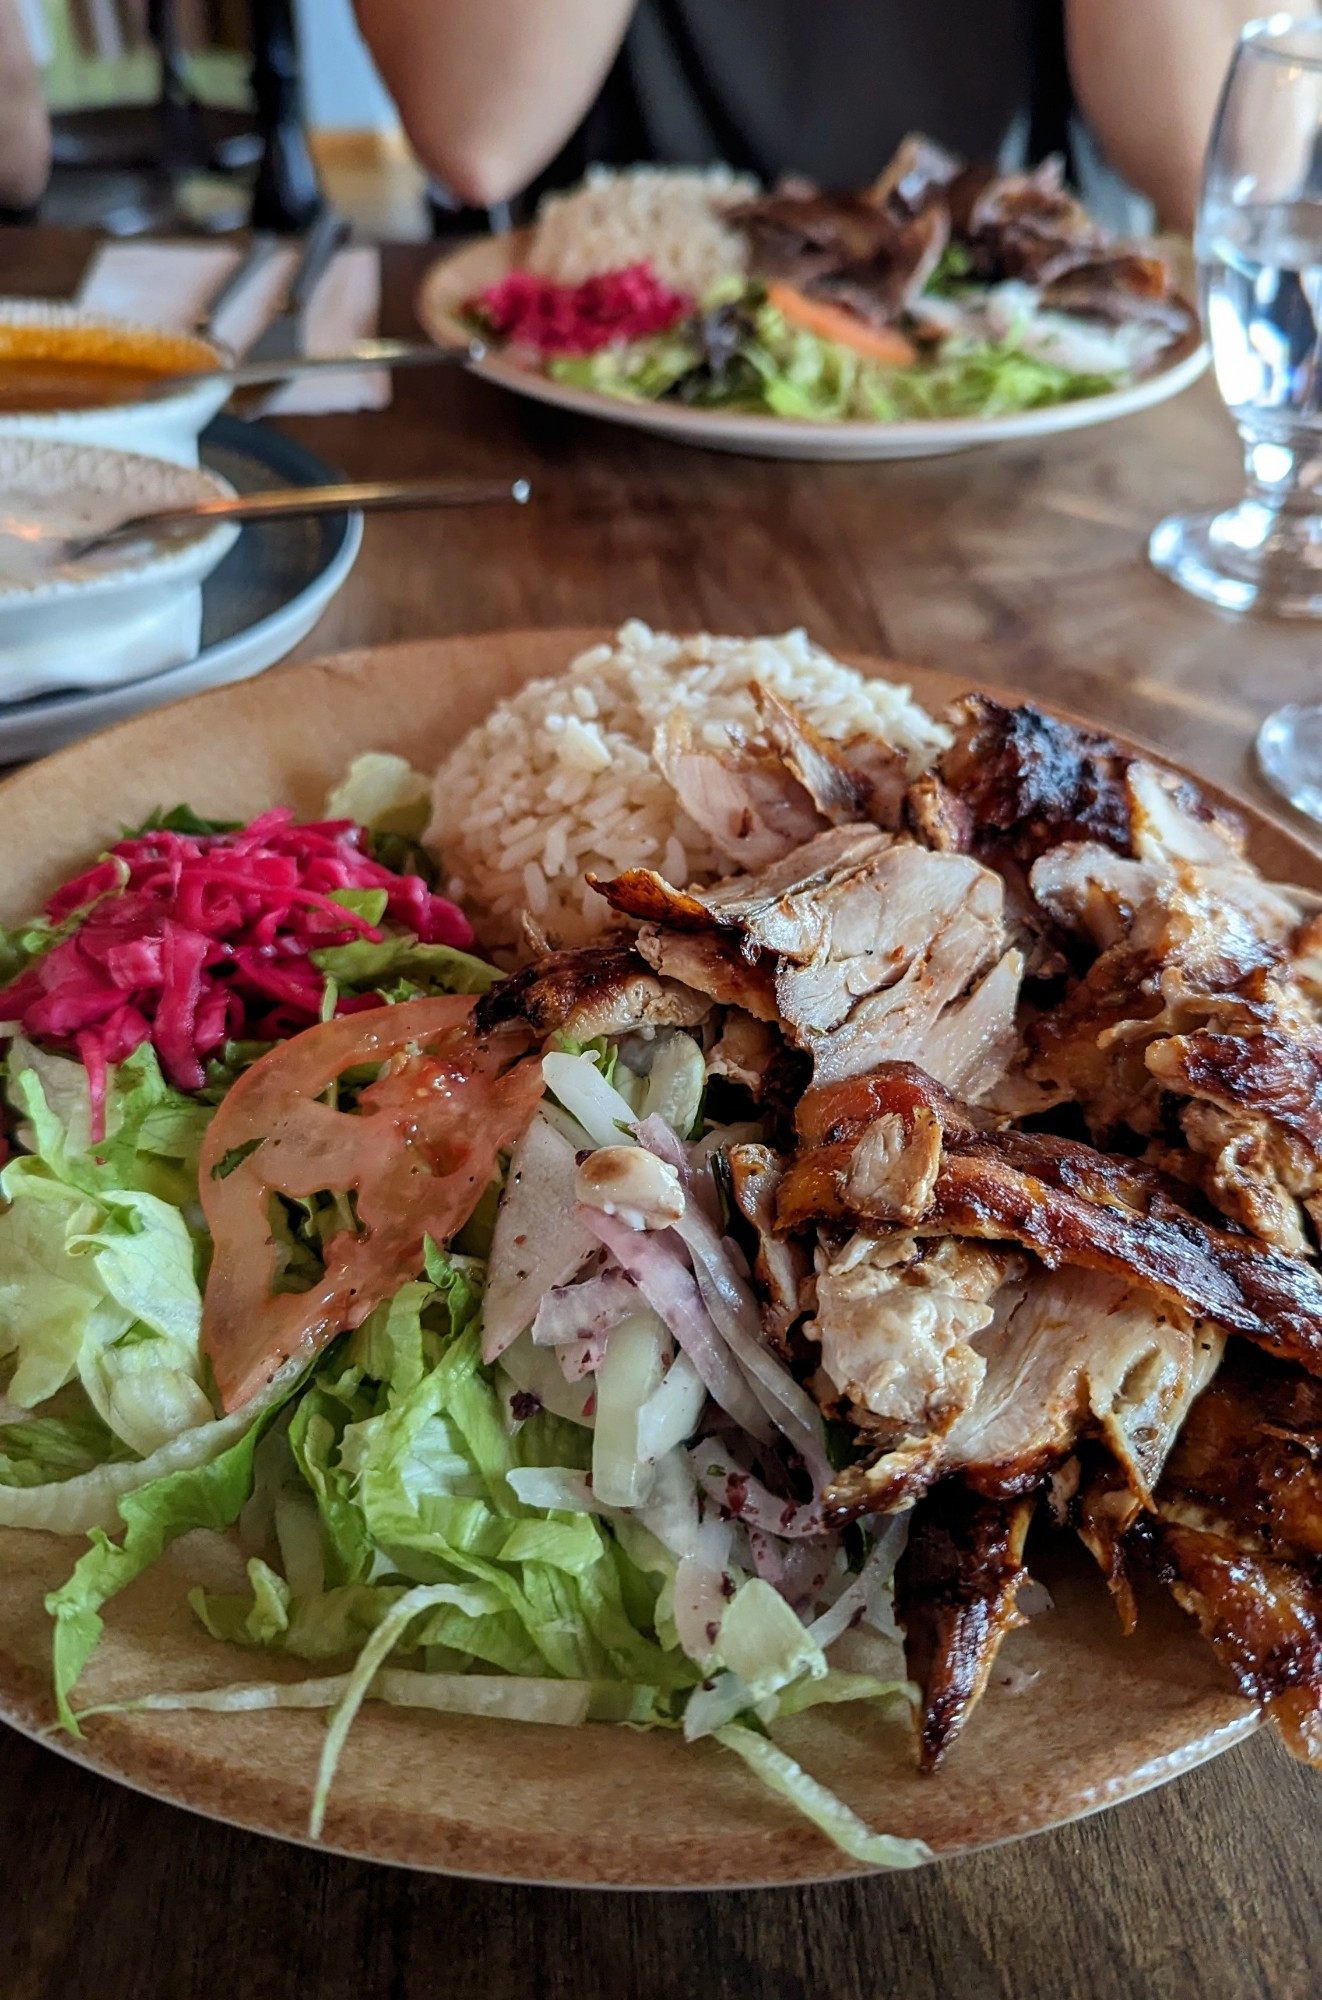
[
  {"left": 0, "top": 437, "right": 240, "bottom": 702},
  {"left": 0, "top": 300, "right": 232, "bottom": 466}
]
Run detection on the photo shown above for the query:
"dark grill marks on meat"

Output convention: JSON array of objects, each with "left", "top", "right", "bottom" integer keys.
[
  {"left": 778, "top": 1063, "right": 1322, "bottom": 1380},
  {"left": 1148, "top": 1028, "right": 1322, "bottom": 1155},
  {"left": 728, "top": 190, "right": 949, "bottom": 328},
  {"left": 474, "top": 940, "right": 709, "bottom": 1039},
  {"left": 961, "top": 156, "right": 1106, "bottom": 284},
  {"left": 1139, "top": 1347, "right": 1322, "bottom": 1762},
  {"left": 935, "top": 695, "right": 1133, "bottom": 862},
  {"left": 1152, "top": 1526, "right": 1322, "bottom": 1763},
  {"left": 894, "top": 1482, "right": 1037, "bottom": 1770}
]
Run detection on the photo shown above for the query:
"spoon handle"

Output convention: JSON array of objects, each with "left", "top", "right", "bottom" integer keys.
[{"left": 78, "top": 477, "right": 531, "bottom": 556}]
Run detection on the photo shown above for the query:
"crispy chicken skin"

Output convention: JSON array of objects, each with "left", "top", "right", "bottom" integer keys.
[
  {"left": 597, "top": 830, "right": 1020, "bottom": 1096},
  {"left": 475, "top": 940, "right": 710, "bottom": 1040},
  {"left": 778, "top": 1063, "right": 1322, "bottom": 1381},
  {"left": 1136, "top": 1348, "right": 1322, "bottom": 1763},
  {"left": 894, "top": 1483, "right": 1037, "bottom": 1770}
]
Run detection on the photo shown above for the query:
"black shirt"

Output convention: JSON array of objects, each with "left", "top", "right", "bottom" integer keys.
[{"left": 531, "top": 0, "right": 1069, "bottom": 201}]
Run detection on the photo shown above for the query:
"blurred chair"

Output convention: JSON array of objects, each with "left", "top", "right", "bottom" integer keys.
[{"left": 42, "top": 0, "right": 322, "bottom": 233}]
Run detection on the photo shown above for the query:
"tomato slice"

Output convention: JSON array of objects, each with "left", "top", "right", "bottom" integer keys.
[
  {"left": 765, "top": 282, "right": 918, "bottom": 366},
  {"left": 198, "top": 995, "right": 543, "bottom": 1410}
]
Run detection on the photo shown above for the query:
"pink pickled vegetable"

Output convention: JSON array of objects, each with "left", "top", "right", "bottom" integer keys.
[
  {"left": 467, "top": 262, "right": 692, "bottom": 356},
  {"left": 0, "top": 809, "right": 472, "bottom": 1136}
]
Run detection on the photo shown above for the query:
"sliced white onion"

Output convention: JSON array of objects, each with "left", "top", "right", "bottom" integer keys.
[
  {"left": 694, "top": 1444, "right": 823, "bottom": 1540},
  {"left": 636, "top": 1351, "right": 708, "bottom": 1462},
  {"left": 541, "top": 1051, "right": 639, "bottom": 1150},
  {"left": 482, "top": 1113, "right": 597, "bottom": 1361},
  {"left": 582, "top": 1210, "right": 773, "bottom": 1442},
  {"left": 591, "top": 1308, "right": 670, "bottom": 1507},
  {"left": 531, "top": 1267, "right": 637, "bottom": 1345},
  {"left": 808, "top": 1515, "right": 910, "bottom": 1650}
]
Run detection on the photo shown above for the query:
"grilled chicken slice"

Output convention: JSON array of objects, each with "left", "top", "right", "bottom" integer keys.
[
  {"left": 753, "top": 683, "right": 908, "bottom": 830},
  {"left": 475, "top": 940, "right": 710, "bottom": 1040},
  {"left": 779, "top": 1063, "right": 1322, "bottom": 1380},
  {"left": 652, "top": 708, "right": 826, "bottom": 872},
  {"left": 894, "top": 1482, "right": 1038, "bottom": 1770},
  {"left": 819, "top": 1253, "right": 1221, "bottom": 1522},
  {"left": 1139, "top": 1347, "right": 1322, "bottom": 1764},
  {"left": 727, "top": 1142, "right": 812, "bottom": 1350},
  {"left": 633, "top": 925, "right": 780, "bottom": 1021},
  {"left": 596, "top": 830, "right": 1020, "bottom": 1096},
  {"left": 706, "top": 1010, "right": 782, "bottom": 1099},
  {"left": 935, "top": 694, "right": 1134, "bottom": 862},
  {"left": 942, "top": 1269, "right": 1223, "bottom": 1500},
  {"left": 1027, "top": 816, "right": 1319, "bottom": 1249},
  {"left": 808, "top": 1235, "right": 1018, "bottom": 1507}
]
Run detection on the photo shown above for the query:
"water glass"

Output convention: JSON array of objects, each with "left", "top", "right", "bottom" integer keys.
[{"left": 1150, "top": 15, "right": 1322, "bottom": 618}]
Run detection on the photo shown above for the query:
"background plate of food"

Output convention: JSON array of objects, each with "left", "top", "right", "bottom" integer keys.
[
  {"left": 417, "top": 144, "right": 1208, "bottom": 461},
  {"left": 0, "top": 625, "right": 1315, "bottom": 1888}
]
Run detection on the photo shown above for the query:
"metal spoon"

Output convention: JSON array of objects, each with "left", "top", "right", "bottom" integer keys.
[
  {"left": 55, "top": 475, "right": 530, "bottom": 563},
  {"left": 139, "top": 336, "right": 486, "bottom": 400}
]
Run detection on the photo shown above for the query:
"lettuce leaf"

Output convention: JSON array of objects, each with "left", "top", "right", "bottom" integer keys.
[
  {"left": 311, "top": 935, "right": 499, "bottom": 998},
  {"left": 46, "top": 1389, "right": 291, "bottom": 1732},
  {"left": 0, "top": 1408, "right": 132, "bottom": 1489},
  {"left": 713, "top": 1724, "right": 931, "bottom": 1870}
]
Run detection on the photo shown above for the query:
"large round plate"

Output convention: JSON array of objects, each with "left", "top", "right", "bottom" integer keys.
[
  {"left": 0, "top": 629, "right": 1308, "bottom": 1889},
  {"left": 417, "top": 233, "right": 1209, "bottom": 461},
  {"left": 0, "top": 416, "right": 362, "bottom": 764}
]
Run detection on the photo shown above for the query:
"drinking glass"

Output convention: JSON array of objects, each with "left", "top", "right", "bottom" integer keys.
[{"left": 1150, "top": 16, "right": 1322, "bottom": 619}]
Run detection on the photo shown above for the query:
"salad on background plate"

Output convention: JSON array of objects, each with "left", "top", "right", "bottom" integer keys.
[{"left": 425, "top": 136, "right": 1199, "bottom": 441}]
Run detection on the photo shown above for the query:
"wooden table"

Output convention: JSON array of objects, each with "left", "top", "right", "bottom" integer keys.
[{"left": 1, "top": 232, "right": 1319, "bottom": 2000}]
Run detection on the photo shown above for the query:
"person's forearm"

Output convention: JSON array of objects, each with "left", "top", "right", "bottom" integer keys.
[
  {"left": 354, "top": 0, "right": 634, "bottom": 207},
  {"left": 1066, "top": 2, "right": 1258, "bottom": 230},
  {"left": 0, "top": 0, "right": 48, "bottom": 211}
]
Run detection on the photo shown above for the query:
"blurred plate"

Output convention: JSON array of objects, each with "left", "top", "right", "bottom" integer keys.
[
  {"left": 0, "top": 415, "right": 362, "bottom": 763},
  {"left": 418, "top": 231, "right": 1208, "bottom": 462}
]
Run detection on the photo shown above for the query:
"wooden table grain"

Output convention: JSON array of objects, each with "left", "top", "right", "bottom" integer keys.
[{"left": 0, "top": 231, "right": 1319, "bottom": 2000}]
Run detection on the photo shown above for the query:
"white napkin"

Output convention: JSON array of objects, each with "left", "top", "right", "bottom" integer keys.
[{"left": 76, "top": 240, "right": 390, "bottom": 414}]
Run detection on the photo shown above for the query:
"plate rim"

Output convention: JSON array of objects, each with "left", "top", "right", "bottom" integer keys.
[
  {"left": 416, "top": 231, "right": 1210, "bottom": 455},
  {"left": 0, "top": 627, "right": 1313, "bottom": 1888}
]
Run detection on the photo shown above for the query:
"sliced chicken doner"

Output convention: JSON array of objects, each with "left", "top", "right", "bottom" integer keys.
[
  {"left": 1133, "top": 1345, "right": 1322, "bottom": 1765},
  {"left": 779, "top": 1063, "right": 1322, "bottom": 1382},
  {"left": 1027, "top": 760, "right": 1322, "bottom": 1252},
  {"left": 594, "top": 824, "right": 1023, "bottom": 1096}
]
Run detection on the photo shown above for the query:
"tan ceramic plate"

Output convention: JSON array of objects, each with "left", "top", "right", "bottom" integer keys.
[
  {"left": 0, "top": 629, "right": 1307, "bottom": 1888},
  {"left": 417, "top": 234, "right": 1208, "bottom": 462}
]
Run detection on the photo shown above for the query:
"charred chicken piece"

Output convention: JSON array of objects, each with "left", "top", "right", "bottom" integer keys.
[
  {"left": 779, "top": 1062, "right": 1322, "bottom": 1381},
  {"left": 474, "top": 940, "right": 710, "bottom": 1041},
  {"left": 935, "top": 693, "right": 1134, "bottom": 862},
  {"left": 596, "top": 829, "right": 1021, "bottom": 1097},
  {"left": 895, "top": 1482, "right": 1038, "bottom": 1770},
  {"left": 1138, "top": 1347, "right": 1322, "bottom": 1764}
]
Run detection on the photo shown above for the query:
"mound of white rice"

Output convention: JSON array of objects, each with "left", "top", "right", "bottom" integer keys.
[
  {"left": 426, "top": 623, "right": 951, "bottom": 954},
  {"left": 526, "top": 164, "right": 758, "bottom": 298}
]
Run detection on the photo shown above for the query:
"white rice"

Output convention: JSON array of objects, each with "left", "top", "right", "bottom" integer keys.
[
  {"left": 426, "top": 622, "right": 951, "bottom": 955},
  {"left": 526, "top": 164, "right": 758, "bottom": 298}
]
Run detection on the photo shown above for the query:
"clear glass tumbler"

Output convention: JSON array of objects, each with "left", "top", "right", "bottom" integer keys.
[{"left": 1150, "top": 15, "right": 1322, "bottom": 619}]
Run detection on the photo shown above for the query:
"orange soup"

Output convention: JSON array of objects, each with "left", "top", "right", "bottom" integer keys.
[{"left": 0, "top": 323, "right": 219, "bottom": 413}]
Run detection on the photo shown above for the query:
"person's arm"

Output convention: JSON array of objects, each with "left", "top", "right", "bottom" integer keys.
[
  {"left": 1066, "top": 2, "right": 1259, "bottom": 230},
  {"left": 353, "top": 0, "right": 634, "bottom": 208},
  {"left": 0, "top": 0, "right": 49, "bottom": 213}
]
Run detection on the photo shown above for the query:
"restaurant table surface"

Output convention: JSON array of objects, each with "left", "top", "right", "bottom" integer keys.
[{"left": 0, "top": 229, "right": 1319, "bottom": 2000}]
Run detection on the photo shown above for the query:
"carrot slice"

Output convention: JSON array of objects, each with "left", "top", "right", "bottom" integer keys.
[{"left": 765, "top": 282, "right": 917, "bottom": 366}]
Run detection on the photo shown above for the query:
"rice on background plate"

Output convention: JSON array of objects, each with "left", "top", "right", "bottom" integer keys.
[
  {"left": 525, "top": 164, "right": 757, "bottom": 297},
  {"left": 426, "top": 622, "right": 950, "bottom": 954}
]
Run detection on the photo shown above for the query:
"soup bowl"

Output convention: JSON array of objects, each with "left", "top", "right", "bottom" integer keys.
[
  {"left": 0, "top": 436, "right": 241, "bottom": 701},
  {"left": 0, "top": 300, "right": 232, "bottom": 466}
]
